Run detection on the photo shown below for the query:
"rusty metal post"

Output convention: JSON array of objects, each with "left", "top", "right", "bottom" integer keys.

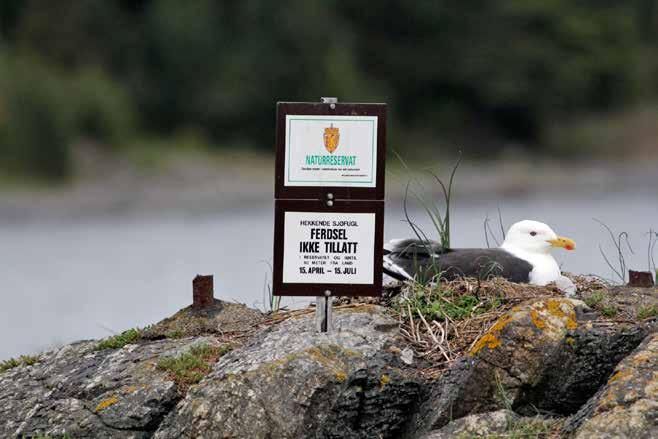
[
  {"left": 628, "top": 270, "right": 655, "bottom": 288},
  {"left": 193, "top": 275, "right": 214, "bottom": 309}
]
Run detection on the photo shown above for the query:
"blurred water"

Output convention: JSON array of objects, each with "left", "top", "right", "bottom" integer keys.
[{"left": 1, "top": 191, "right": 657, "bottom": 360}]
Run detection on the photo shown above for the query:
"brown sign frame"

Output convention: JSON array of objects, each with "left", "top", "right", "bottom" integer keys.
[
  {"left": 274, "top": 102, "right": 387, "bottom": 201},
  {"left": 273, "top": 199, "right": 384, "bottom": 297}
]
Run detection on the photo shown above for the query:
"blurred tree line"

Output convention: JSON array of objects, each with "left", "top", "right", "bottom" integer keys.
[{"left": 0, "top": 0, "right": 657, "bottom": 180}]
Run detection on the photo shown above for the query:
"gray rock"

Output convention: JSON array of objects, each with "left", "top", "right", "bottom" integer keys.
[
  {"left": 0, "top": 336, "right": 217, "bottom": 438},
  {"left": 564, "top": 332, "right": 658, "bottom": 438},
  {"left": 555, "top": 275, "right": 577, "bottom": 297},
  {"left": 407, "top": 298, "right": 650, "bottom": 435},
  {"left": 420, "top": 410, "right": 519, "bottom": 439},
  {"left": 513, "top": 321, "right": 649, "bottom": 416},
  {"left": 154, "top": 306, "right": 424, "bottom": 439},
  {"left": 400, "top": 347, "right": 414, "bottom": 365}
]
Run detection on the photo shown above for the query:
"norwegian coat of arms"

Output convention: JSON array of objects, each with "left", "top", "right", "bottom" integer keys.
[{"left": 323, "top": 124, "right": 340, "bottom": 154}]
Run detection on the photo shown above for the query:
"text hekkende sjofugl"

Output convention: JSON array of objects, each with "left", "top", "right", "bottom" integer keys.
[{"left": 299, "top": 227, "right": 358, "bottom": 254}]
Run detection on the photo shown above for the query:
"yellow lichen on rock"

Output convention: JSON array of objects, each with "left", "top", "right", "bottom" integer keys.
[
  {"left": 470, "top": 298, "right": 583, "bottom": 357},
  {"left": 469, "top": 313, "right": 514, "bottom": 356},
  {"left": 470, "top": 333, "right": 502, "bottom": 356},
  {"left": 546, "top": 299, "right": 579, "bottom": 330},
  {"left": 574, "top": 334, "right": 658, "bottom": 439},
  {"left": 608, "top": 369, "right": 632, "bottom": 384},
  {"left": 122, "top": 385, "right": 137, "bottom": 394},
  {"left": 530, "top": 310, "right": 546, "bottom": 329},
  {"left": 304, "top": 345, "right": 359, "bottom": 384},
  {"left": 490, "top": 314, "right": 513, "bottom": 332},
  {"left": 335, "top": 371, "right": 347, "bottom": 382},
  {"left": 95, "top": 395, "right": 119, "bottom": 412},
  {"left": 380, "top": 374, "right": 390, "bottom": 389}
]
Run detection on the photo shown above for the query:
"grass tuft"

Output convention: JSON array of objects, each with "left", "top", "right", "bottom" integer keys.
[
  {"left": 95, "top": 328, "right": 142, "bottom": 351},
  {"left": 584, "top": 290, "right": 605, "bottom": 308},
  {"left": 394, "top": 150, "right": 461, "bottom": 254},
  {"left": 165, "top": 330, "right": 184, "bottom": 339},
  {"left": 157, "top": 343, "right": 232, "bottom": 392},
  {"left": 600, "top": 305, "right": 618, "bottom": 317},
  {"left": 637, "top": 304, "right": 658, "bottom": 319},
  {"left": 0, "top": 354, "right": 41, "bottom": 373},
  {"left": 401, "top": 283, "right": 501, "bottom": 322}
]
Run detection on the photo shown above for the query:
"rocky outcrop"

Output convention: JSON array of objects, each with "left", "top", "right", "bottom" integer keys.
[
  {"left": 1, "top": 288, "right": 656, "bottom": 439},
  {"left": 141, "top": 299, "right": 264, "bottom": 340},
  {"left": 409, "top": 298, "right": 651, "bottom": 435},
  {"left": 564, "top": 333, "right": 658, "bottom": 438},
  {"left": 0, "top": 336, "right": 220, "bottom": 438},
  {"left": 154, "top": 306, "right": 425, "bottom": 439},
  {"left": 0, "top": 305, "right": 425, "bottom": 438}
]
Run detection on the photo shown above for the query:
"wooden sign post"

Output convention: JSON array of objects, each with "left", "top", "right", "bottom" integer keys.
[{"left": 273, "top": 98, "right": 387, "bottom": 332}]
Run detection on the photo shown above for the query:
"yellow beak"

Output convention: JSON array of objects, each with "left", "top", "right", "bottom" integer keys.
[{"left": 548, "top": 236, "right": 576, "bottom": 251}]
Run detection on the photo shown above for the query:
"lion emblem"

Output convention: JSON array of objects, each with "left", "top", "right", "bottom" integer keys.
[{"left": 323, "top": 124, "right": 339, "bottom": 154}]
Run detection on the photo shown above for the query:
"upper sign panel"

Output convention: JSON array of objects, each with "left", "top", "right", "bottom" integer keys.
[
  {"left": 284, "top": 115, "right": 378, "bottom": 188},
  {"left": 275, "top": 102, "right": 386, "bottom": 200}
]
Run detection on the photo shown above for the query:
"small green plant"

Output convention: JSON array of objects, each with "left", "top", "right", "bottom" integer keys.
[
  {"left": 503, "top": 417, "right": 555, "bottom": 438},
  {"left": 584, "top": 290, "right": 605, "bottom": 308},
  {"left": 157, "top": 343, "right": 231, "bottom": 388},
  {"left": 260, "top": 260, "right": 281, "bottom": 313},
  {"left": 0, "top": 354, "right": 40, "bottom": 373},
  {"left": 594, "top": 219, "right": 633, "bottom": 284},
  {"left": 0, "top": 357, "right": 20, "bottom": 372},
  {"left": 20, "top": 354, "right": 40, "bottom": 366},
  {"left": 405, "top": 282, "right": 501, "bottom": 323},
  {"left": 494, "top": 370, "right": 514, "bottom": 411},
  {"left": 95, "top": 328, "right": 142, "bottom": 351},
  {"left": 166, "top": 330, "right": 184, "bottom": 339},
  {"left": 638, "top": 304, "right": 658, "bottom": 319},
  {"left": 600, "top": 305, "right": 618, "bottom": 317},
  {"left": 395, "top": 151, "right": 461, "bottom": 250}
]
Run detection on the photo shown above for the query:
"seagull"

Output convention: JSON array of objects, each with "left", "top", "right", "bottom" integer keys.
[{"left": 383, "top": 220, "right": 576, "bottom": 293}]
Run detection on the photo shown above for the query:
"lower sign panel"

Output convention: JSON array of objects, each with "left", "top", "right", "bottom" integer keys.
[
  {"left": 283, "top": 211, "right": 375, "bottom": 284},
  {"left": 273, "top": 199, "right": 384, "bottom": 296}
]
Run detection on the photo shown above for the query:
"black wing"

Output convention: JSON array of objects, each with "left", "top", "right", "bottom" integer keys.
[{"left": 383, "top": 240, "right": 532, "bottom": 283}]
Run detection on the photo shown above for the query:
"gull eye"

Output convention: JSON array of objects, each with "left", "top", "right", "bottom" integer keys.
[{"left": 530, "top": 231, "right": 537, "bottom": 236}]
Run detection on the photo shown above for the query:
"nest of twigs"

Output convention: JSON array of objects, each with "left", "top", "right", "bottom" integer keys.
[{"left": 390, "top": 274, "right": 608, "bottom": 378}]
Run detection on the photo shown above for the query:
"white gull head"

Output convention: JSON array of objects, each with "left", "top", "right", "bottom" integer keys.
[{"left": 500, "top": 220, "right": 576, "bottom": 286}]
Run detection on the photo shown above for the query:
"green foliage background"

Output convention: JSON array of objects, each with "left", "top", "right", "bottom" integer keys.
[{"left": 1, "top": 0, "right": 657, "bottom": 180}]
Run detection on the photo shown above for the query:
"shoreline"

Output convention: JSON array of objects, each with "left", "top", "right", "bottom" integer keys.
[{"left": 1, "top": 152, "right": 657, "bottom": 223}]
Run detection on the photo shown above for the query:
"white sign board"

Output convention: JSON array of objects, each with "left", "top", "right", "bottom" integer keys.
[
  {"left": 284, "top": 115, "right": 378, "bottom": 187},
  {"left": 282, "top": 211, "right": 376, "bottom": 284}
]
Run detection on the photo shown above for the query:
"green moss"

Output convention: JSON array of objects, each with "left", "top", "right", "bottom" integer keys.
[
  {"left": 503, "top": 417, "right": 556, "bottom": 438},
  {"left": 157, "top": 343, "right": 231, "bottom": 388},
  {"left": 402, "top": 285, "right": 501, "bottom": 323},
  {"left": 584, "top": 290, "right": 605, "bottom": 308},
  {"left": 95, "top": 328, "right": 142, "bottom": 351},
  {"left": 0, "top": 354, "right": 40, "bottom": 373},
  {"left": 165, "top": 330, "right": 184, "bottom": 339},
  {"left": 600, "top": 305, "right": 618, "bottom": 317},
  {"left": 583, "top": 290, "right": 622, "bottom": 318},
  {"left": 637, "top": 304, "right": 658, "bottom": 319},
  {"left": 0, "top": 358, "right": 20, "bottom": 372}
]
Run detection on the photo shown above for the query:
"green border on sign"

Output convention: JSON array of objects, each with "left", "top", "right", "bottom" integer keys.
[{"left": 286, "top": 116, "right": 377, "bottom": 185}]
